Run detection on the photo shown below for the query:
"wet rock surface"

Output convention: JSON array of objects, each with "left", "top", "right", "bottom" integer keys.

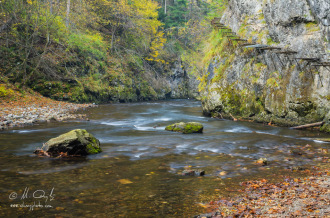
[
  {"left": 36, "top": 129, "right": 102, "bottom": 157},
  {"left": 182, "top": 170, "right": 205, "bottom": 176}
]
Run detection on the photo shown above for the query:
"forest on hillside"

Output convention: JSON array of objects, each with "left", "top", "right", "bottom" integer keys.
[{"left": 0, "top": 0, "right": 223, "bottom": 103}]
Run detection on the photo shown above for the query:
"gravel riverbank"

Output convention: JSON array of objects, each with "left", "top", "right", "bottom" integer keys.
[{"left": 0, "top": 92, "right": 96, "bottom": 130}]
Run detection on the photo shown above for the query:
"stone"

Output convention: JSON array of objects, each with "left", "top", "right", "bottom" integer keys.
[
  {"left": 34, "top": 118, "right": 47, "bottom": 123},
  {"left": 40, "top": 129, "right": 102, "bottom": 156},
  {"left": 290, "top": 149, "right": 304, "bottom": 156},
  {"left": 256, "top": 158, "right": 268, "bottom": 166},
  {"left": 165, "top": 122, "right": 203, "bottom": 134},
  {"left": 182, "top": 170, "right": 205, "bottom": 176},
  {"left": 194, "top": 212, "right": 220, "bottom": 218},
  {"left": 288, "top": 166, "right": 306, "bottom": 171}
]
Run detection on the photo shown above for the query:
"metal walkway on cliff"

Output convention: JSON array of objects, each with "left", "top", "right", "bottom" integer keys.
[{"left": 210, "top": 18, "right": 328, "bottom": 87}]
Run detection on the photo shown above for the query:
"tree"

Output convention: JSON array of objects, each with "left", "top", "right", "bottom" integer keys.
[{"left": 66, "top": 0, "right": 70, "bottom": 27}]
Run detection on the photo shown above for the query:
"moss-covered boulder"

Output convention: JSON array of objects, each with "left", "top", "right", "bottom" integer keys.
[
  {"left": 40, "top": 129, "right": 102, "bottom": 156},
  {"left": 165, "top": 122, "right": 203, "bottom": 134}
]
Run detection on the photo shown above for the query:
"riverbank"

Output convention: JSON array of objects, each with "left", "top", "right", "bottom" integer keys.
[
  {"left": 0, "top": 85, "right": 95, "bottom": 130},
  {"left": 197, "top": 164, "right": 330, "bottom": 217}
]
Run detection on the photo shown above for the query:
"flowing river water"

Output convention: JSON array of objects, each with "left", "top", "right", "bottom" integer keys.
[{"left": 0, "top": 100, "right": 329, "bottom": 217}]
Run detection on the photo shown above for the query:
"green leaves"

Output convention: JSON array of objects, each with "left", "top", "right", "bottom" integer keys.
[{"left": 68, "top": 33, "right": 107, "bottom": 61}]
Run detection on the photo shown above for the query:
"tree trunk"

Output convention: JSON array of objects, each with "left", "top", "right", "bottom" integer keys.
[
  {"left": 49, "top": 0, "right": 53, "bottom": 14},
  {"left": 164, "top": 0, "right": 166, "bottom": 14},
  {"left": 66, "top": 0, "right": 71, "bottom": 27},
  {"left": 111, "top": 25, "right": 116, "bottom": 51},
  {"left": 292, "top": 122, "right": 325, "bottom": 129}
]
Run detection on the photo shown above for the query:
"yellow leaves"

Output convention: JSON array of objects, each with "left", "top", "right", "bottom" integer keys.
[
  {"left": 0, "top": 84, "right": 15, "bottom": 99},
  {"left": 93, "top": 0, "right": 163, "bottom": 56},
  {"left": 146, "top": 171, "right": 155, "bottom": 176},
  {"left": 27, "top": 0, "right": 33, "bottom": 4},
  {"left": 197, "top": 74, "right": 208, "bottom": 92},
  {"left": 146, "top": 31, "right": 166, "bottom": 63},
  {"left": 198, "top": 203, "right": 209, "bottom": 208},
  {"left": 117, "top": 179, "right": 133, "bottom": 184},
  {"left": 145, "top": 58, "right": 154, "bottom": 62},
  {"left": 320, "top": 148, "right": 328, "bottom": 154},
  {"left": 114, "top": 0, "right": 131, "bottom": 17},
  {"left": 74, "top": 199, "right": 84, "bottom": 204},
  {"left": 131, "top": 0, "right": 160, "bottom": 19}
]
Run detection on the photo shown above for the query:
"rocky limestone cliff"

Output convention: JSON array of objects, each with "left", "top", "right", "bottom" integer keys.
[
  {"left": 201, "top": 0, "right": 330, "bottom": 132},
  {"left": 167, "top": 60, "right": 200, "bottom": 99}
]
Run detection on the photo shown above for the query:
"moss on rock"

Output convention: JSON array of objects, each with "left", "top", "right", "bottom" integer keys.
[
  {"left": 165, "top": 122, "right": 203, "bottom": 134},
  {"left": 41, "top": 129, "right": 102, "bottom": 156}
]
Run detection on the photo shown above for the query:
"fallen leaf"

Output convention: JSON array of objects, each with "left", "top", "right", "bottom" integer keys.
[
  {"left": 219, "top": 171, "right": 227, "bottom": 176},
  {"left": 117, "top": 179, "right": 133, "bottom": 184}
]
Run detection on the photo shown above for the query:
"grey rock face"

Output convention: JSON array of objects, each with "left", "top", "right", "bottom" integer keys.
[
  {"left": 201, "top": 0, "right": 330, "bottom": 132},
  {"left": 166, "top": 60, "right": 200, "bottom": 99},
  {"left": 308, "top": 0, "right": 330, "bottom": 26}
]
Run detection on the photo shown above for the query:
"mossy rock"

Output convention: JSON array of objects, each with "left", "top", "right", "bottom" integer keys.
[
  {"left": 165, "top": 122, "right": 203, "bottom": 134},
  {"left": 41, "top": 129, "right": 102, "bottom": 156},
  {"left": 320, "top": 123, "right": 330, "bottom": 133}
]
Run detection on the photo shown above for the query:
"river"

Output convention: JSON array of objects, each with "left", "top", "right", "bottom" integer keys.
[{"left": 0, "top": 100, "right": 329, "bottom": 217}]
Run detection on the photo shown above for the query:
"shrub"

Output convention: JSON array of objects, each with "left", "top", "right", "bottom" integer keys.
[
  {"left": 68, "top": 33, "right": 107, "bottom": 60},
  {"left": 0, "top": 85, "right": 14, "bottom": 99}
]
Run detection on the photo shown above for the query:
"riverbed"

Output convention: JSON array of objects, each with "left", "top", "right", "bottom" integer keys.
[{"left": 0, "top": 100, "right": 329, "bottom": 217}]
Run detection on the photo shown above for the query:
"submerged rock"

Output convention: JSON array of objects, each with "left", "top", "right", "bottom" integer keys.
[
  {"left": 38, "top": 129, "right": 102, "bottom": 156},
  {"left": 256, "top": 158, "right": 268, "bottom": 166},
  {"left": 182, "top": 170, "right": 205, "bottom": 176},
  {"left": 287, "top": 166, "right": 306, "bottom": 171},
  {"left": 165, "top": 122, "right": 203, "bottom": 134}
]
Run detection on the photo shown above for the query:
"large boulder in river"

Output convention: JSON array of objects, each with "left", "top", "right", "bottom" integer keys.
[
  {"left": 165, "top": 122, "right": 203, "bottom": 134},
  {"left": 40, "top": 129, "right": 102, "bottom": 156}
]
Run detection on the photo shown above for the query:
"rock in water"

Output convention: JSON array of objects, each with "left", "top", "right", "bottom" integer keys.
[
  {"left": 256, "top": 158, "right": 268, "bottom": 166},
  {"left": 182, "top": 170, "right": 205, "bottom": 176},
  {"left": 165, "top": 122, "right": 203, "bottom": 134},
  {"left": 40, "top": 129, "right": 102, "bottom": 156}
]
